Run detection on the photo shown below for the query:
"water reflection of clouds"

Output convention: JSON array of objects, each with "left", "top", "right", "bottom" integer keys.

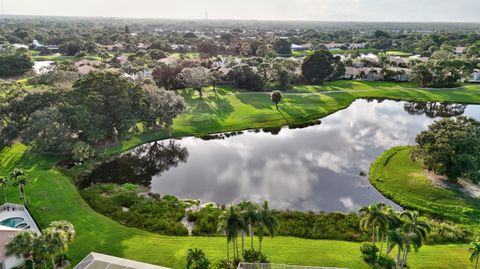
[{"left": 150, "top": 100, "right": 479, "bottom": 212}]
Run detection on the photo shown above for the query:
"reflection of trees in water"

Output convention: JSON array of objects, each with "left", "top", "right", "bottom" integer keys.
[
  {"left": 403, "top": 102, "right": 467, "bottom": 118},
  {"left": 81, "top": 140, "right": 188, "bottom": 188}
]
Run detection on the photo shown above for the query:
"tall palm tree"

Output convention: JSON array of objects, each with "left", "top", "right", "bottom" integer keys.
[
  {"left": 217, "top": 214, "right": 231, "bottom": 262},
  {"left": 387, "top": 228, "right": 405, "bottom": 268},
  {"left": 41, "top": 227, "right": 68, "bottom": 269},
  {"left": 9, "top": 169, "right": 28, "bottom": 204},
  {"left": 359, "top": 202, "right": 388, "bottom": 245},
  {"left": 470, "top": 239, "right": 480, "bottom": 269},
  {"left": 243, "top": 203, "right": 259, "bottom": 250},
  {"left": 384, "top": 206, "right": 401, "bottom": 256},
  {"left": 218, "top": 206, "right": 241, "bottom": 261},
  {"left": 0, "top": 176, "right": 9, "bottom": 204},
  {"left": 400, "top": 210, "right": 430, "bottom": 267},
  {"left": 6, "top": 231, "right": 37, "bottom": 269},
  {"left": 257, "top": 201, "right": 278, "bottom": 254}
]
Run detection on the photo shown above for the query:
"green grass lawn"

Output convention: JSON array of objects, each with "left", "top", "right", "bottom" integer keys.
[
  {"left": 384, "top": 51, "right": 414, "bottom": 57},
  {"left": 290, "top": 48, "right": 380, "bottom": 57},
  {"left": 2, "top": 81, "right": 480, "bottom": 268},
  {"left": 100, "top": 81, "right": 480, "bottom": 157},
  {"left": 32, "top": 53, "right": 100, "bottom": 62},
  {"left": 369, "top": 147, "right": 480, "bottom": 224},
  {"left": 0, "top": 145, "right": 476, "bottom": 268}
]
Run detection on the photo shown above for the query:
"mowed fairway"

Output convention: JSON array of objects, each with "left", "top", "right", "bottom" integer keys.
[
  {"left": 102, "top": 81, "right": 480, "bottom": 156},
  {"left": 2, "top": 81, "right": 480, "bottom": 268}
]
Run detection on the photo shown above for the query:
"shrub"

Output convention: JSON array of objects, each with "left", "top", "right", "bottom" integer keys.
[
  {"left": 377, "top": 256, "right": 395, "bottom": 269},
  {"left": 360, "top": 242, "right": 379, "bottom": 264},
  {"left": 242, "top": 249, "right": 268, "bottom": 263}
]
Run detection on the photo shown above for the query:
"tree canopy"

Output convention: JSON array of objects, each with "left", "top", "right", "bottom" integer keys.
[
  {"left": 413, "top": 116, "right": 480, "bottom": 182},
  {"left": 301, "top": 50, "right": 339, "bottom": 84}
]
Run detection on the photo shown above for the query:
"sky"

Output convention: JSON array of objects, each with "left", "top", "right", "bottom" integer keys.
[{"left": 2, "top": 0, "right": 480, "bottom": 22}]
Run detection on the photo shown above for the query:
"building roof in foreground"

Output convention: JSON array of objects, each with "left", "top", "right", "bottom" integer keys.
[
  {"left": 0, "top": 227, "right": 21, "bottom": 262},
  {"left": 74, "top": 252, "right": 171, "bottom": 269}
]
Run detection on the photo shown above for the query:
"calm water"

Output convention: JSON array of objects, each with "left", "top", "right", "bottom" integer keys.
[{"left": 84, "top": 100, "right": 480, "bottom": 212}]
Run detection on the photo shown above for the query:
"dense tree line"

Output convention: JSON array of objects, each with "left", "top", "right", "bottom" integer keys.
[{"left": 0, "top": 72, "right": 186, "bottom": 157}]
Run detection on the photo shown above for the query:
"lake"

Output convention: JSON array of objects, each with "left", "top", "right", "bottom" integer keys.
[{"left": 83, "top": 99, "right": 480, "bottom": 212}]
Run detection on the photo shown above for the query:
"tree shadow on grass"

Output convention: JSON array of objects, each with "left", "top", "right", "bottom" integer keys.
[{"left": 235, "top": 93, "right": 271, "bottom": 110}]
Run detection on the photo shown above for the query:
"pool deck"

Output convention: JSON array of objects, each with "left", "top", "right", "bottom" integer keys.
[{"left": 0, "top": 203, "right": 40, "bottom": 234}]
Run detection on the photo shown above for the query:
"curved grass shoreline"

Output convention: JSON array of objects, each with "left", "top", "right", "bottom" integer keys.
[
  {"left": 2, "top": 81, "right": 480, "bottom": 268},
  {"left": 369, "top": 146, "right": 480, "bottom": 225}
]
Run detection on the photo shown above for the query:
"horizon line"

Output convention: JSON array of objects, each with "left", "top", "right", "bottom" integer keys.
[{"left": 1, "top": 13, "right": 480, "bottom": 24}]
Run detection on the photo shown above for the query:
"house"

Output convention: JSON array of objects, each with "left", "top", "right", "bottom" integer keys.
[
  {"left": 388, "top": 56, "right": 409, "bottom": 68},
  {"left": 323, "top": 42, "right": 346, "bottom": 51},
  {"left": 471, "top": 69, "right": 480, "bottom": 82},
  {"left": 106, "top": 43, "right": 124, "bottom": 52},
  {"left": 291, "top": 43, "right": 312, "bottom": 52},
  {"left": 0, "top": 203, "right": 41, "bottom": 269},
  {"left": 74, "top": 252, "right": 171, "bottom": 269},
  {"left": 137, "top": 43, "right": 148, "bottom": 50},
  {"left": 75, "top": 59, "right": 101, "bottom": 75},
  {"left": 350, "top": 43, "right": 367, "bottom": 49},
  {"left": 31, "top": 39, "right": 43, "bottom": 49},
  {"left": 345, "top": 67, "right": 410, "bottom": 81},
  {"left": 454, "top": 47, "right": 466, "bottom": 55},
  {"left": 0, "top": 227, "right": 24, "bottom": 269}
]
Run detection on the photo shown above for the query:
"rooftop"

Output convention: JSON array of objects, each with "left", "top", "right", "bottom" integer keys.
[{"left": 74, "top": 252, "right": 171, "bottom": 269}]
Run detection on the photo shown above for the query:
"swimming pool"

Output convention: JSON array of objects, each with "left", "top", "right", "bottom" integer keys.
[{"left": 0, "top": 217, "right": 25, "bottom": 228}]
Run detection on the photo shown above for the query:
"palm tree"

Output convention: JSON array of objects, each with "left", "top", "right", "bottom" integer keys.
[
  {"left": 386, "top": 228, "right": 405, "bottom": 268},
  {"left": 218, "top": 206, "right": 241, "bottom": 261},
  {"left": 383, "top": 206, "right": 401, "bottom": 256},
  {"left": 469, "top": 239, "right": 480, "bottom": 269},
  {"left": 242, "top": 202, "right": 259, "bottom": 250},
  {"left": 6, "top": 231, "right": 37, "bottom": 269},
  {"left": 257, "top": 201, "right": 278, "bottom": 254},
  {"left": 9, "top": 169, "right": 28, "bottom": 204},
  {"left": 400, "top": 210, "right": 430, "bottom": 267},
  {"left": 41, "top": 227, "right": 69, "bottom": 269},
  {"left": 217, "top": 212, "right": 231, "bottom": 262},
  {"left": 0, "top": 176, "right": 9, "bottom": 204},
  {"left": 359, "top": 202, "right": 388, "bottom": 245},
  {"left": 239, "top": 201, "right": 258, "bottom": 253},
  {"left": 48, "top": 221, "right": 76, "bottom": 244}
]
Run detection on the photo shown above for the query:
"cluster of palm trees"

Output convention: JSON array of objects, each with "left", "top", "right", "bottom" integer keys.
[
  {"left": 6, "top": 220, "right": 75, "bottom": 269},
  {"left": 217, "top": 201, "right": 278, "bottom": 262},
  {"left": 359, "top": 202, "right": 431, "bottom": 268},
  {"left": 0, "top": 168, "right": 30, "bottom": 204}
]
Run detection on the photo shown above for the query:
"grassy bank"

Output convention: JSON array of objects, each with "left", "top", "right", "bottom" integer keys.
[
  {"left": 101, "top": 80, "right": 480, "bottom": 157},
  {"left": 369, "top": 146, "right": 480, "bottom": 224},
  {"left": 0, "top": 145, "right": 475, "bottom": 268}
]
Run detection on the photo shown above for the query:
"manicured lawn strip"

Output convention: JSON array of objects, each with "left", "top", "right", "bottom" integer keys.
[
  {"left": 369, "top": 147, "right": 480, "bottom": 224},
  {"left": 101, "top": 81, "right": 480, "bottom": 157},
  {"left": 0, "top": 146, "right": 475, "bottom": 268},
  {"left": 32, "top": 54, "right": 101, "bottom": 62}
]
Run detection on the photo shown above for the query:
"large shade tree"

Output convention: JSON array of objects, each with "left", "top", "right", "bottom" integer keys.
[
  {"left": 301, "top": 50, "right": 337, "bottom": 84},
  {"left": 63, "top": 72, "right": 145, "bottom": 143},
  {"left": 413, "top": 116, "right": 480, "bottom": 182},
  {"left": 178, "top": 67, "right": 213, "bottom": 97}
]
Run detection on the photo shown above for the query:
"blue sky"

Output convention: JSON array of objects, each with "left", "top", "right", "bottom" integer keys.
[{"left": 2, "top": 0, "right": 480, "bottom": 22}]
